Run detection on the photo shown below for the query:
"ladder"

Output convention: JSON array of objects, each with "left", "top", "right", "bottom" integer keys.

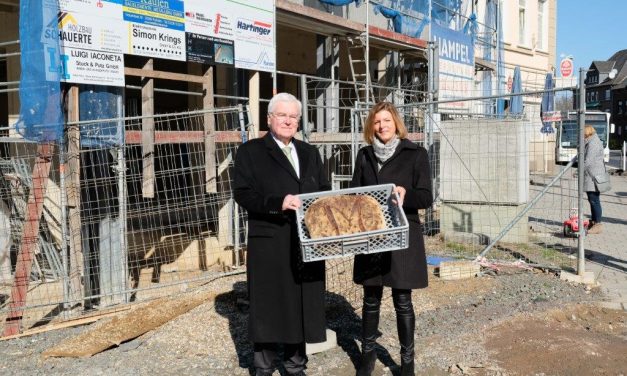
[{"left": 346, "top": 36, "right": 375, "bottom": 104}]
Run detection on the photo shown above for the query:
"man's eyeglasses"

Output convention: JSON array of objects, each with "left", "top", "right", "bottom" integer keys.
[{"left": 271, "top": 112, "right": 300, "bottom": 122}]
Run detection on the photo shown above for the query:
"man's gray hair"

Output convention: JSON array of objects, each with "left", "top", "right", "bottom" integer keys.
[{"left": 268, "top": 92, "right": 302, "bottom": 116}]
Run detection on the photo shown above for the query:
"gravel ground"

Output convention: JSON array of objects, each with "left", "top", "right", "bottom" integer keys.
[{"left": 0, "top": 267, "right": 611, "bottom": 376}]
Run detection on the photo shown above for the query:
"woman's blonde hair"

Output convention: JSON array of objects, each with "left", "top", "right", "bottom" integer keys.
[
  {"left": 584, "top": 125, "right": 596, "bottom": 138},
  {"left": 363, "top": 102, "right": 408, "bottom": 144}
]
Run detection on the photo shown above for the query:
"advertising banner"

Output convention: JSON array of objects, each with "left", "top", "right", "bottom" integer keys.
[
  {"left": 432, "top": 24, "right": 474, "bottom": 111},
  {"left": 51, "top": 11, "right": 126, "bottom": 86},
  {"left": 186, "top": 33, "right": 234, "bottom": 66},
  {"left": 123, "top": 0, "right": 185, "bottom": 31},
  {"left": 129, "top": 22, "right": 185, "bottom": 61},
  {"left": 231, "top": 0, "right": 275, "bottom": 72},
  {"left": 57, "top": 11, "right": 127, "bottom": 53},
  {"left": 43, "top": 0, "right": 276, "bottom": 86},
  {"left": 60, "top": 47, "right": 125, "bottom": 86},
  {"left": 58, "top": 0, "right": 123, "bottom": 19}
]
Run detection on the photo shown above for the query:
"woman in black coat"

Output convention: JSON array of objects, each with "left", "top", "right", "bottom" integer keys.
[{"left": 351, "top": 102, "right": 433, "bottom": 376}]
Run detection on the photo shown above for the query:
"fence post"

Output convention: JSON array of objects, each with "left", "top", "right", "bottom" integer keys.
[
  {"left": 59, "top": 139, "right": 70, "bottom": 314},
  {"left": 300, "top": 74, "right": 309, "bottom": 142},
  {"left": 577, "top": 68, "right": 586, "bottom": 276},
  {"left": 622, "top": 141, "right": 626, "bottom": 172}
]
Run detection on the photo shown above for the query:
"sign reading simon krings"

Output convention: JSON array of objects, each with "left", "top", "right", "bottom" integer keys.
[{"left": 47, "top": 0, "right": 276, "bottom": 85}]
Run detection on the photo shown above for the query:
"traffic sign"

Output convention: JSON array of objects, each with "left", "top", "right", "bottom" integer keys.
[{"left": 560, "top": 58, "right": 573, "bottom": 78}]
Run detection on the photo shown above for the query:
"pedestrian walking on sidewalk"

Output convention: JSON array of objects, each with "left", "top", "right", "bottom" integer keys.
[
  {"left": 351, "top": 102, "right": 433, "bottom": 376},
  {"left": 583, "top": 125, "right": 608, "bottom": 234}
]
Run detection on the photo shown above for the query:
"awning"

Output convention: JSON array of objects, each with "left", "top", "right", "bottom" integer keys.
[{"left": 475, "top": 57, "right": 495, "bottom": 71}]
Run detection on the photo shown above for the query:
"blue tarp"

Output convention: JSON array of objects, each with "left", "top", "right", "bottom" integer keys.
[
  {"left": 540, "top": 73, "right": 555, "bottom": 133},
  {"left": 432, "top": 0, "right": 462, "bottom": 27},
  {"left": 496, "top": 1, "right": 506, "bottom": 116},
  {"left": 15, "top": 0, "right": 64, "bottom": 143},
  {"left": 510, "top": 66, "right": 523, "bottom": 115},
  {"left": 317, "top": 0, "right": 361, "bottom": 6},
  {"left": 373, "top": 5, "right": 430, "bottom": 38}
]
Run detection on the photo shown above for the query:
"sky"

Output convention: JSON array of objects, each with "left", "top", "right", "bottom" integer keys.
[{"left": 557, "top": 0, "right": 626, "bottom": 75}]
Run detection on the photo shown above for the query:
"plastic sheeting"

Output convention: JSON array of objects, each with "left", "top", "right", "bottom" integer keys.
[
  {"left": 15, "top": 0, "right": 64, "bottom": 143},
  {"left": 496, "top": 1, "right": 506, "bottom": 116},
  {"left": 79, "top": 86, "right": 124, "bottom": 148},
  {"left": 373, "top": 5, "right": 429, "bottom": 39},
  {"left": 318, "top": 0, "right": 362, "bottom": 6},
  {"left": 540, "top": 73, "right": 555, "bottom": 134},
  {"left": 510, "top": 66, "right": 523, "bottom": 115},
  {"left": 432, "top": 0, "right": 462, "bottom": 27}
]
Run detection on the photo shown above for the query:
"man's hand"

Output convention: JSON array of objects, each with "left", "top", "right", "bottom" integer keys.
[
  {"left": 392, "top": 186, "right": 406, "bottom": 206},
  {"left": 282, "top": 194, "right": 302, "bottom": 211}
]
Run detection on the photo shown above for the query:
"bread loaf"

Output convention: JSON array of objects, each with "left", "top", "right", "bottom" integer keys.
[{"left": 304, "top": 195, "right": 386, "bottom": 239}]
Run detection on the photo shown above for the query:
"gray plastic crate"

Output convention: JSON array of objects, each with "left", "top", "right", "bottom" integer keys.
[{"left": 296, "top": 184, "right": 409, "bottom": 262}]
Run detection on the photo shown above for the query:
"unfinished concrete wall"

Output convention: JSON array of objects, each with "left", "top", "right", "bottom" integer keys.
[{"left": 439, "top": 118, "right": 530, "bottom": 243}]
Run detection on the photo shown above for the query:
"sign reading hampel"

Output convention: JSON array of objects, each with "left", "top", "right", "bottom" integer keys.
[{"left": 431, "top": 23, "right": 475, "bottom": 111}]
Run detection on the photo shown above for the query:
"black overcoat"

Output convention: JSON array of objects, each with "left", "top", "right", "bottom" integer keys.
[
  {"left": 233, "top": 133, "right": 330, "bottom": 344},
  {"left": 351, "top": 139, "right": 433, "bottom": 289}
]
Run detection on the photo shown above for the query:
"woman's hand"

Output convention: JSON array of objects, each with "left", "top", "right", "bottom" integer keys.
[
  {"left": 393, "top": 186, "right": 406, "bottom": 206},
  {"left": 282, "top": 194, "right": 302, "bottom": 211}
]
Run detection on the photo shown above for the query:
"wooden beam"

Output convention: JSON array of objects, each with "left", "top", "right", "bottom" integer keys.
[
  {"left": 125, "top": 67, "right": 206, "bottom": 84},
  {"left": 66, "top": 85, "right": 83, "bottom": 303},
  {"left": 248, "top": 71, "right": 260, "bottom": 139},
  {"left": 204, "top": 66, "right": 216, "bottom": 193},
  {"left": 3, "top": 144, "right": 54, "bottom": 337},
  {"left": 0, "top": 305, "right": 131, "bottom": 341},
  {"left": 125, "top": 130, "right": 243, "bottom": 144},
  {"left": 141, "top": 59, "right": 155, "bottom": 198}
]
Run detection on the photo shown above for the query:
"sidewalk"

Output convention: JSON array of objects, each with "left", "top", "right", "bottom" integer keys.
[{"left": 584, "top": 171, "right": 627, "bottom": 311}]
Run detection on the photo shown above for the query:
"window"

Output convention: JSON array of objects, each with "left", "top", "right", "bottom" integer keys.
[
  {"left": 619, "top": 101, "right": 624, "bottom": 115},
  {"left": 537, "top": 0, "right": 547, "bottom": 50},
  {"left": 500, "top": 0, "right": 509, "bottom": 43},
  {"left": 518, "top": 0, "right": 527, "bottom": 45}
]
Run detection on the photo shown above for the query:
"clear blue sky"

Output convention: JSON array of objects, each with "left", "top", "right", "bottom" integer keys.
[{"left": 557, "top": 0, "right": 626, "bottom": 74}]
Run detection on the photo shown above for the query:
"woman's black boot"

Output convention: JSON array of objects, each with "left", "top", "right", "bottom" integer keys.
[
  {"left": 357, "top": 288, "right": 382, "bottom": 376},
  {"left": 394, "top": 290, "right": 415, "bottom": 376}
]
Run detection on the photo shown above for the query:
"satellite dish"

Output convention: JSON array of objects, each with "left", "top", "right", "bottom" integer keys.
[{"left": 609, "top": 68, "right": 618, "bottom": 79}]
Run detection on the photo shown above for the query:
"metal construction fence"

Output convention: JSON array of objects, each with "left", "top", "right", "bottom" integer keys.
[{"left": 0, "top": 83, "right": 585, "bottom": 336}]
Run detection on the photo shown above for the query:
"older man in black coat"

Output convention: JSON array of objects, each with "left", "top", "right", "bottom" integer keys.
[{"left": 233, "top": 93, "right": 330, "bottom": 376}]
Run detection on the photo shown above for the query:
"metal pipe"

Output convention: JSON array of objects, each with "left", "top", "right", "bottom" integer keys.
[
  {"left": 0, "top": 39, "right": 19, "bottom": 48},
  {"left": 365, "top": 0, "right": 370, "bottom": 104},
  {"left": 272, "top": 0, "right": 277, "bottom": 94},
  {"left": 577, "top": 68, "right": 586, "bottom": 276},
  {"left": 622, "top": 141, "right": 626, "bottom": 172},
  {"left": 0, "top": 81, "right": 19, "bottom": 87},
  {"left": 59, "top": 140, "right": 70, "bottom": 315},
  {"left": 0, "top": 52, "right": 20, "bottom": 58},
  {"left": 476, "top": 155, "right": 578, "bottom": 259},
  {"left": 300, "top": 74, "right": 309, "bottom": 141},
  {"left": 396, "top": 86, "right": 576, "bottom": 107},
  {"left": 125, "top": 85, "right": 203, "bottom": 97}
]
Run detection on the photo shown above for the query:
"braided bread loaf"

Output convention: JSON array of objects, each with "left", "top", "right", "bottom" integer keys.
[{"left": 304, "top": 195, "right": 386, "bottom": 239}]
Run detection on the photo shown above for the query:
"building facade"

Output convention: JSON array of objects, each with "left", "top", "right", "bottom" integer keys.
[{"left": 585, "top": 49, "right": 627, "bottom": 146}]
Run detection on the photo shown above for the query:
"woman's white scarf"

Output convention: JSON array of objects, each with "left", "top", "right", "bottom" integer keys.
[{"left": 372, "top": 135, "right": 400, "bottom": 169}]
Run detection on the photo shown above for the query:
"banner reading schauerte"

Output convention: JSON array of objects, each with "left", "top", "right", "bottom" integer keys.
[{"left": 48, "top": 1, "right": 127, "bottom": 86}]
